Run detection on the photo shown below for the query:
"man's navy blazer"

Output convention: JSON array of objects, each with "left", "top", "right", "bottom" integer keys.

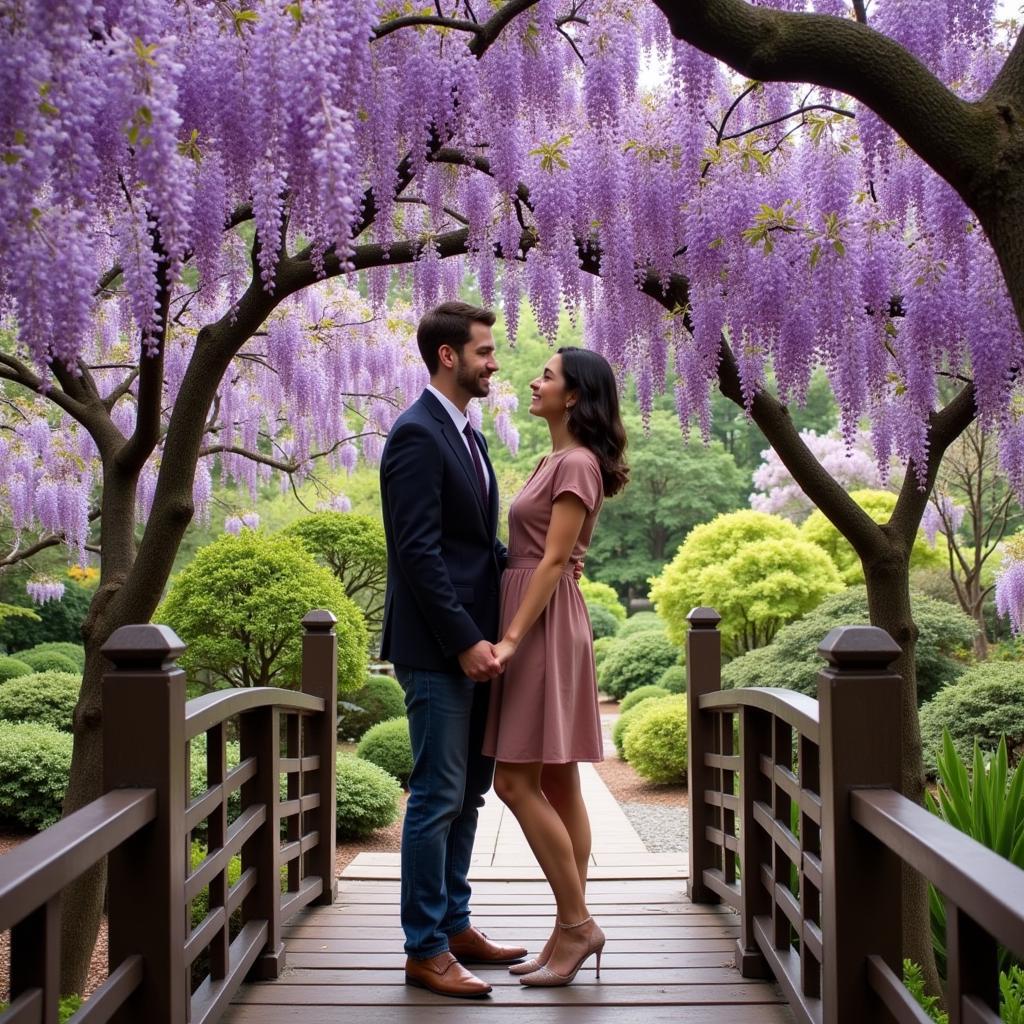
[{"left": 379, "top": 389, "right": 508, "bottom": 672}]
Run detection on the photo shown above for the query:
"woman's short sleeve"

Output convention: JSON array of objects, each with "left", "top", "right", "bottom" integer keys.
[{"left": 551, "top": 450, "right": 603, "bottom": 514}]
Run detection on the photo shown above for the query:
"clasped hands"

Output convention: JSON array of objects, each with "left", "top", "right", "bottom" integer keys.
[{"left": 458, "top": 638, "right": 517, "bottom": 682}]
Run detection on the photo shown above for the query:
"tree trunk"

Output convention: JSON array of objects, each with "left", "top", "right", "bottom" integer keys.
[{"left": 863, "top": 554, "right": 943, "bottom": 999}]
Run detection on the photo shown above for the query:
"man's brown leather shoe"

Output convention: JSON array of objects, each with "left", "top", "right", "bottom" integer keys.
[
  {"left": 448, "top": 925, "right": 528, "bottom": 965},
  {"left": 404, "top": 951, "right": 492, "bottom": 998}
]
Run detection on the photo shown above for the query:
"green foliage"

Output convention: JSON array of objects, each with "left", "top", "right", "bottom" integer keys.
[
  {"left": 159, "top": 531, "right": 368, "bottom": 693},
  {"left": 612, "top": 693, "right": 671, "bottom": 758},
  {"left": 578, "top": 578, "right": 626, "bottom": 622},
  {"left": 25, "top": 641, "right": 86, "bottom": 670},
  {"left": 0, "top": 721, "right": 72, "bottom": 829},
  {"left": 356, "top": 717, "right": 413, "bottom": 785},
  {"left": 658, "top": 663, "right": 687, "bottom": 694},
  {"left": 622, "top": 697, "right": 688, "bottom": 783},
  {"left": 721, "top": 587, "right": 973, "bottom": 705},
  {"left": 338, "top": 674, "right": 406, "bottom": 741},
  {"left": 650, "top": 510, "right": 843, "bottom": 654},
  {"left": 587, "top": 603, "right": 621, "bottom": 640},
  {"left": 0, "top": 579, "right": 91, "bottom": 650},
  {"left": 1002, "top": 965, "right": 1024, "bottom": 1024},
  {"left": 920, "top": 661, "right": 1024, "bottom": 773},
  {"left": 0, "top": 655, "right": 32, "bottom": 682},
  {"left": 598, "top": 628, "right": 680, "bottom": 700},
  {"left": 0, "top": 999, "right": 81, "bottom": 1024},
  {"left": 926, "top": 733, "right": 1024, "bottom": 976},
  {"left": 283, "top": 512, "right": 387, "bottom": 635},
  {"left": 801, "top": 489, "right": 945, "bottom": 585},
  {"left": 17, "top": 648, "right": 80, "bottom": 674},
  {"left": 0, "top": 670, "right": 80, "bottom": 731},
  {"left": 189, "top": 737, "right": 243, "bottom": 823},
  {"left": 582, "top": 412, "right": 749, "bottom": 598},
  {"left": 592, "top": 635, "right": 617, "bottom": 669},
  {"left": 336, "top": 752, "right": 402, "bottom": 838},
  {"left": 189, "top": 840, "right": 242, "bottom": 927},
  {"left": 617, "top": 611, "right": 665, "bottom": 639},
  {"left": 619, "top": 685, "right": 670, "bottom": 715},
  {"left": 902, "top": 960, "right": 948, "bottom": 1024}
]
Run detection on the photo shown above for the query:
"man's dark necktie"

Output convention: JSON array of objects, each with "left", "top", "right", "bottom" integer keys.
[{"left": 462, "top": 422, "right": 488, "bottom": 505}]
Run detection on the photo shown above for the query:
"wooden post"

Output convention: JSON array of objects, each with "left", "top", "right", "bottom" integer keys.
[
  {"left": 946, "top": 903, "right": 999, "bottom": 1024},
  {"left": 686, "top": 606, "right": 722, "bottom": 905},
  {"left": 301, "top": 609, "right": 338, "bottom": 905},
  {"left": 817, "top": 625, "right": 902, "bottom": 1024},
  {"left": 103, "top": 624, "right": 188, "bottom": 1024}
]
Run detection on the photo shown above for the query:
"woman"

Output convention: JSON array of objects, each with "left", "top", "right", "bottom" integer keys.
[{"left": 482, "top": 346, "right": 628, "bottom": 988}]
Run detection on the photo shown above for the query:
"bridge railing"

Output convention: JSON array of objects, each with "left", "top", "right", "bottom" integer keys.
[
  {"left": 0, "top": 609, "right": 338, "bottom": 1024},
  {"left": 686, "top": 606, "right": 1024, "bottom": 1024}
]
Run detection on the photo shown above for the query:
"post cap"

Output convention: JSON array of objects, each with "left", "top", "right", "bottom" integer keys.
[
  {"left": 818, "top": 625, "right": 901, "bottom": 670},
  {"left": 102, "top": 623, "right": 186, "bottom": 671},
  {"left": 302, "top": 609, "right": 338, "bottom": 633},
  {"left": 687, "top": 607, "right": 721, "bottom": 629}
]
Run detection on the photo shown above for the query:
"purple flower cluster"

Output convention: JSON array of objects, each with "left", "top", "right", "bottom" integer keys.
[{"left": 26, "top": 575, "right": 65, "bottom": 605}]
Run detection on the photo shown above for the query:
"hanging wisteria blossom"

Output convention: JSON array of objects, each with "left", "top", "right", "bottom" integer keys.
[{"left": 26, "top": 576, "right": 66, "bottom": 605}]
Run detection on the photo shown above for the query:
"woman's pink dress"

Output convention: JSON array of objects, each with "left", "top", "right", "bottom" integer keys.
[{"left": 482, "top": 447, "right": 605, "bottom": 764}]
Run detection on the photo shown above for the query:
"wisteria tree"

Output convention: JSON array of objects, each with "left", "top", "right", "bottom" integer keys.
[{"left": 5, "top": 0, "right": 1023, "bottom": 992}]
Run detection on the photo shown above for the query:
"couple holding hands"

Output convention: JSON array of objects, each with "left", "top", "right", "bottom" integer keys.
[{"left": 379, "top": 301, "right": 629, "bottom": 998}]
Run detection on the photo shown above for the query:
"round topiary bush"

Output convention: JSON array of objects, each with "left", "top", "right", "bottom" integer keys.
[
  {"left": 578, "top": 578, "right": 626, "bottom": 622},
  {"left": 0, "top": 655, "right": 33, "bottom": 683},
  {"left": 25, "top": 642, "right": 86, "bottom": 671},
  {"left": 623, "top": 698, "right": 688, "bottom": 784},
  {"left": 919, "top": 662, "right": 1024, "bottom": 774},
  {"left": 612, "top": 693, "right": 676, "bottom": 758},
  {"left": 619, "top": 685, "right": 670, "bottom": 715},
  {"left": 338, "top": 674, "right": 406, "bottom": 741},
  {"left": 658, "top": 664, "right": 687, "bottom": 694},
  {"left": 616, "top": 611, "right": 665, "bottom": 640},
  {"left": 336, "top": 753, "right": 402, "bottom": 838},
  {"left": 356, "top": 717, "right": 413, "bottom": 785},
  {"left": 593, "top": 636, "right": 618, "bottom": 669},
  {"left": 16, "top": 649, "right": 79, "bottom": 674},
  {"left": 0, "top": 721, "right": 73, "bottom": 829},
  {"left": 587, "top": 603, "right": 621, "bottom": 640},
  {"left": 599, "top": 629, "right": 680, "bottom": 701},
  {"left": 0, "top": 671, "right": 80, "bottom": 732}
]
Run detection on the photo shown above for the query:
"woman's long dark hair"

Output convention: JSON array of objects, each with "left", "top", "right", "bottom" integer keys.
[{"left": 558, "top": 347, "right": 629, "bottom": 497}]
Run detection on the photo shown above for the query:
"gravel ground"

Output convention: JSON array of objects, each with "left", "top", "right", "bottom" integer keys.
[{"left": 1, "top": 706, "right": 687, "bottom": 999}]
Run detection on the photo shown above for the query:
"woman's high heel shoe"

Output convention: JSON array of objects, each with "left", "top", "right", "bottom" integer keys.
[
  {"left": 509, "top": 927, "right": 557, "bottom": 975},
  {"left": 518, "top": 916, "right": 605, "bottom": 987}
]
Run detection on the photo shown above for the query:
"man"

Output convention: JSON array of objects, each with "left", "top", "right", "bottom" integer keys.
[{"left": 379, "top": 301, "right": 527, "bottom": 999}]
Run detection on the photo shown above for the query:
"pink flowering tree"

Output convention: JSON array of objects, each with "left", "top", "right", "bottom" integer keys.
[{"left": 4, "top": 0, "right": 1023, "bottom": 988}]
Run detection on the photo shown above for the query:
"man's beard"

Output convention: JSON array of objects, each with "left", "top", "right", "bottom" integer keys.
[{"left": 455, "top": 358, "right": 489, "bottom": 398}]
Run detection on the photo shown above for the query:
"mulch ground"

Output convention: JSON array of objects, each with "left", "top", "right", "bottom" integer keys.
[{"left": 1, "top": 704, "right": 681, "bottom": 999}]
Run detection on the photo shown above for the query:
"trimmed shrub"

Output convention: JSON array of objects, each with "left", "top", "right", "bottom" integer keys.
[
  {"left": 0, "top": 580, "right": 92, "bottom": 650},
  {"left": 587, "top": 603, "right": 621, "bottom": 640},
  {"left": 0, "top": 656, "right": 33, "bottom": 683},
  {"left": 721, "top": 587, "right": 974, "bottom": 705},
  {"left": 0, "top": 670, "right": 80, "bottom": 732},
  {"left": 612, "top": 693, "right": 675, "bottom": 758},
  {"left": 189, "top": 840, "right": 242, "bottom": 927},
  {"left": 338, "top": 674, "right": 406, "bottom": 741},
  {"left": 619, "top": 685, "right": 670, "bottom": 715},
  {"left": 658, "top": 664, "right": 687, "bottom": 694},
  {"left": 592, "top": 636, "right": 618, "bottom": 669},
  {"left": 616, "top": 611, "right": 665, "bottom": 640},
  {"left": 189, "top": 737, "right": 243, "bottom": 822},
  {"left": 26, "top": 642, "right": 86, "bottom": 671},
  {"left": 919, "top": 662, "right": 1024, "bottom": 773},
  {"left": 336, "top": 753, "right": 402, "bottom": 838},
  {"left": 17, "top": 649, "right": 79, "bottom": 674},
  {"left": 623, "top": 697, "right": 688, "bottom": 783},
  {"left": 578, "top": 578, "right": 626, "bottom": 622},
  {"left": 599, "top": 629, "right": 680, "bottom": 701},
  {"left": 0, "top": 721, "right": 72, "bottom": 829},
  {"left": 356, "top": 717, "right": 413, "bottom": 785}
]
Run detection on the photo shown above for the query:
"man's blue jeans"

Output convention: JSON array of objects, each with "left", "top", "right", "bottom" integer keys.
[{"left": 394, "top": 666, "right": 495, "bottom": 959}]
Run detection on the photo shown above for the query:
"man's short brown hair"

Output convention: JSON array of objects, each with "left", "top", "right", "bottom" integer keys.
[{"left": 416, "top": 301, "right": 496, "bottom": 375}]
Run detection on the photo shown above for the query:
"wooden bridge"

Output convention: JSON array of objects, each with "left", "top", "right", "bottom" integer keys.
[{"left": 2, "top": 608, "right": 1023, "bottom": 1024}]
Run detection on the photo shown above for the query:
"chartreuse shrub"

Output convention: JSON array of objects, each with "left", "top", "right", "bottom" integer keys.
[
  {"left": 0, "top": 670, "right": 80, "bottom": 731},
  {"left": 1002, "top": 966, "right": 1024, "bottom": 1024},
  {"left": 356, "top": 717, "right": 413, "bottom": 785},
  {"left": 623, "top": 696, "right": 687, "bottom": 784},
  {"left": 0, "top": 999, "right": 81, "bottom": 1023},
  {"left": 902, "top": 960, "right": 947, "bottom": 1023},
  {"left": 598, "top": 628, "right": 679, "bottom": 700},
  {"left": 613, "top": 693, "right": 680, "bottom": 759},
  {"left": 0, "top": 721, "right": 72, "bottom": 829},
  {"left": 619, "top": 685, "right": 669, "bottom": 715},
  {"left": 722, "top": 587, "right": 974, "bottom": 706},
  {"left": 592, "top": 636, "right": 617, "bottom": 669},
  {"left": 919, "top": 662, "right": 1024, "bottom": 774},
  {"left": 336, "top": 753, "right": 402, "bottom": 838},
  {"left": 658, "top": 664, "right": 687, "bottom": 694},
  {"left": 17, "top": 648, "right": 79, "bottom": 674},
  {"left": 0, "top": 655, "right": 33, "bottom": 682},
  {"left": 578, "top": 578, "right": 626, "bottom": 622},
  {"left": 587, "top": 603, "right": 621, "bottom": 640},
  {"left": 616, "top": 611, "right": 664, "bottom": 640},
  {"left": 25, "top": 641, "right": 86, "bottom": 670},
  {"left": 338, "top": 674, "right": 406, "bottom": 741},
  {"left": 926, "top": 732, "right": 1024, "bottom": 977}
]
